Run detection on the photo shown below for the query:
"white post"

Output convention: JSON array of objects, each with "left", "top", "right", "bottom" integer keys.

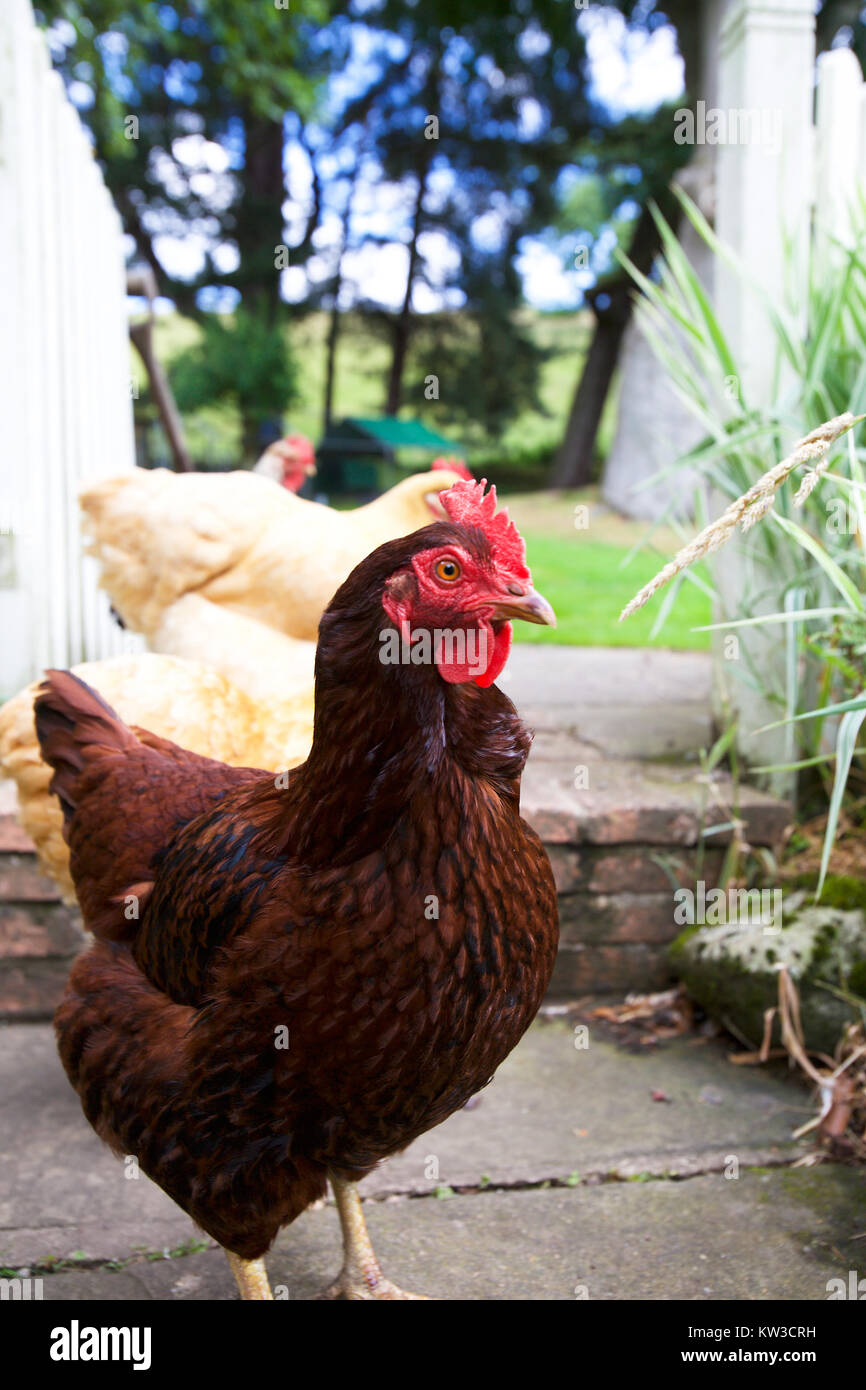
[
  {"left": 814, "top": 47, "right": 864, "bottom": 259},
  {"left": 712, "top": 0, "right": 817, "bottom": 785},
  {"left": 715, "top": 0, "right": 816, "bottom": 401}
]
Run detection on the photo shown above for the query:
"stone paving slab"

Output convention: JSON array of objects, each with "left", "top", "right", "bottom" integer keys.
[
  {"left": 30, "top": 1166, "right": 866, "bottom": 1301},
  {"left": 361, "top": 1019, "right": 811, "bottom": 1197},
  {"left": 505, "top": 645, "right": 712, "bottom": 713},
  {"left": 504, "top": 645, "right": 714, "bottom": 759},
  {"left": 503, "top": 648, "right": 788, "bottom": 853},
  {"left": 0, "top": 1017, "right": 824, "bottom": 1272}
]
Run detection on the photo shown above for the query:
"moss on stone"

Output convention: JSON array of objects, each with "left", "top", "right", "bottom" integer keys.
[
  {"left": 785, "top": 873, "right": 866, "bottom": 912},
  {"left": 668, "top": 923, "right": 701, "bottom": 969},
  {"left": 848, "top": 961, "right": 866, "bottom": 997},
  {"left": 669, "top": 893, "right": 866, "bottom": 1053}
]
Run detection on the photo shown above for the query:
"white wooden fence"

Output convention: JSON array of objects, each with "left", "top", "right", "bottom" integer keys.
[
  {"left": 705, "top": 0, "right": 865, "bottom": 778},
  {"left": 0, "top": 0, "right": 141, "bottom": 699},
  {"left": 813, "top": 45, "right": 866, "bottom": 256},
  {"left": 715, "top": 0, "right": 866, "bottom": 403}
]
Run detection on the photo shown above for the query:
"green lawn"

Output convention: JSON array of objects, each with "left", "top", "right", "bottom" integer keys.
[
  {"left": 146, "top": 308, "right": 592, "bottom": 468},
  {"left": 515, "top": 532, "right": 711, "bottom": 650},
  {"left": 498, "top": 490, "right": 711, "bottom": 651},
  {"left": 140, "top": 318, "right": 711, "bottom": 650}
]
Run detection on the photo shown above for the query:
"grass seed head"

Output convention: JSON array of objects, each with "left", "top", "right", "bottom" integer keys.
[{"left": 619, "top": 413, "right": 862, "bottom": 622}]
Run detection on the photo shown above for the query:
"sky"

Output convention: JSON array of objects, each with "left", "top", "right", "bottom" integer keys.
[{"left": 135, "top": 6, "right": 684, "bottom": 316}]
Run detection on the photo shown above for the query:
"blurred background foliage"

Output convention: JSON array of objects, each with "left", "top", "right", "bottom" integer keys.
[
  {"left": 34, "top": 0, "right": 697, "bottom": 478},
  {"left": 28, "top": 0, "right": 866, "bottom": 665}
]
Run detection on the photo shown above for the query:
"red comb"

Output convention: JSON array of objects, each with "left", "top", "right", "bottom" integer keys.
[
  {"left": 440, "top": 478, "right": 530, "bottom": 579},
  {"left": 432, "top": 455, "right": 473, "bottom": 481},
  {"left": 285, "top": 434, "right": 315, "bottom": 465}
]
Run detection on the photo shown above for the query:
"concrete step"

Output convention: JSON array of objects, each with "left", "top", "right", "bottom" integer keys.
[
  {"left": 523, "top": 748, "right": 790, "bottom": 848},
  {"left": 504, "top": 644, "right": 715, "bottom": 759},
  {"left": 3, "top": 1019, "right": 861, "bottom": 1300}
]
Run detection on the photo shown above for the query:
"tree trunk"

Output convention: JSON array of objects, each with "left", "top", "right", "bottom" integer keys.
[
  {"left": 129, "top": 319, "right": 193, "bottom": 472},
  {"left": 241, "top": 416, "right": 262, "bottom": 468},
  {"left": 551, "top": 200, "right": 671, "bottom": 488},
  {"left": 236, "top": 114, "right": 286, "bottom": 456},
  {"left": 551, "top": 310, "right": 629, "bottom": 488},
  {"left": 323, "top": 305, "right": 340, "bottom": 434},
  {"left": 236, "top": 114, "right": 286, "bottom": 323},
  {"left": 323, "top": 171, "right": 360, "bottom": 432},
  {"left": 552, "top": 0, "right": 701, "bottom": 488},
  {"left": 385, "top": 165, "right": 427, "bottom": 415}
]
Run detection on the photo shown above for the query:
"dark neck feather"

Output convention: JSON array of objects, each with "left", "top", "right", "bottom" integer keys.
[{"left": 283, "top": 535, "right": 532, "bottom": 865}]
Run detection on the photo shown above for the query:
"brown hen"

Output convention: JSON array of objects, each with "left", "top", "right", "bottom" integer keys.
[{"left": 34, "top": 480, "right": 559, "bottom": 1300}]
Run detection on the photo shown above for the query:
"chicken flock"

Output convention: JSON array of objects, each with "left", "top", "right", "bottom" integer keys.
[
  {"left": 2, "top": 467, "right": 560, "bottom": 1300},
  {"left": 0, "top": 463, "right": 467, "bottom": 892}
]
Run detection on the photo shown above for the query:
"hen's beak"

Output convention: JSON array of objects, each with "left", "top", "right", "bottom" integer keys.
[{"left": 491, "top": 587, "right": 556, "bottom": 628}]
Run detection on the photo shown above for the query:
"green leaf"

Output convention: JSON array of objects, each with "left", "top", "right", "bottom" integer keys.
[
  {"left": 649, "top": 201, "right": 739, "bottom": 383},
  {"left": 703, "top": 720, "right": 737, "bottom": 774},
  {"left": 770, "top": 514, "right": 863, "bottom": 611},
  {"left": 755, "top": 693, "right": 866, "bottom": 731},
  {"left": 816, "top": 703, "right": 866, "bottom": 898},
  {"left": 693, "top": 607, "right": 847, "bottom": 631}
]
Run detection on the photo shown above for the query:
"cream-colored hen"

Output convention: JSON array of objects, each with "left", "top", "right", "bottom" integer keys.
[
  {"left": 0, "top": 653, "right": 314, "bottom": 902},
  {"left": 81, "top": 467, "right": 466, "bottom": 645},
  {"left": 149, "top": 596, "right": 315, "bottom": 703},
  {"left": 8, "top": 468, "right": 465, "bottom": 899}
]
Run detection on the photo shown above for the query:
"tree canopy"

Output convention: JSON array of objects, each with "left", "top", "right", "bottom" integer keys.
[{"left": 41, "top": 2, "right": 860, "bottom": 476}]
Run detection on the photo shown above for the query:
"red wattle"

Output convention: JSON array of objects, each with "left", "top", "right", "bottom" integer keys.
[
  {"left": 473, "top": 621, "right": 512, "bottom": 688},
  {"left": 434, "top": 619, "right": 512, "bottom": 687}
]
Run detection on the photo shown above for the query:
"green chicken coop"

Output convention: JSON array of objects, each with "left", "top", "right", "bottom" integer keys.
[{"left": 316, "top": 416, "right": 461, "bottom": 499}]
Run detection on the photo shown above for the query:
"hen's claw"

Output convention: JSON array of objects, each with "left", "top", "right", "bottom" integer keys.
[{"left": 319, "top": 1270, "right": 429, "bottom": 1300}]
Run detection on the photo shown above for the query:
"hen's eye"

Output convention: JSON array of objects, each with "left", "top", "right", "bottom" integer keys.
[{"left": 435, "top": 557, "right": 461, "bottom": 582}]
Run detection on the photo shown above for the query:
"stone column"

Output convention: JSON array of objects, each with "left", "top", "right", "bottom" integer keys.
[{"left": 602, "top": 0, "right": 725, "bottom": 523}]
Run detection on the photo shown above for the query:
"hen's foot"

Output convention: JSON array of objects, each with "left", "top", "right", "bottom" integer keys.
[
  {"left": 319, "top": 1265, "right": 429, "bottom": 1301},
  {"left": 324, "top": 1171, "right": 431, "bottom": 1300}
]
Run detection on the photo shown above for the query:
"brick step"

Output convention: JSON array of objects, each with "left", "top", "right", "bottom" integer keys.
[
  {"left": 523, "top": 749, "right": 790, "bottom": 996},
  {"left": 0, "top": 812, "right": 38, "bottom": 853},
  {"left": 522, "top": 749, "right": 790, "bottom": 847},
  {"left": 0, "top": 786, "right": 84, "bottom": 1019},
  {"left": 0, "top": 752, "right": 791, "bottom": 1016},
  {"left": 0, "top": 894, "right": 83, "bottom": 1018}
]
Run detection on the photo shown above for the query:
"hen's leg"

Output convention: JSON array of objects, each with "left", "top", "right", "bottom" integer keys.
[
  {"left": 320, "top": 1173, "right": 429, "bottom": 1300},
  {"left": 225, "top": 1250, "right": 273, "bottom": 1300}
]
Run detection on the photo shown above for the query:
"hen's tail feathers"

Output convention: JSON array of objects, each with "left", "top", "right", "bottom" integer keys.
[{"left": 34, "top": 670, "right": 137, "bottom": 828}]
